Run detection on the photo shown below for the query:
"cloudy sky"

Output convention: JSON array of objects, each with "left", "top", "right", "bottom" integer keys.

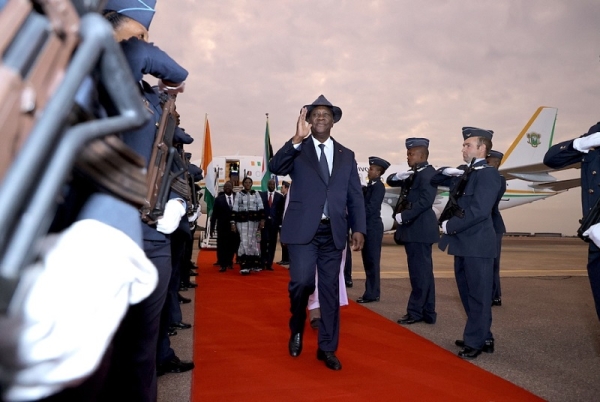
[{"left": 149, "top": 0, "right": 600, "bottom": 235}]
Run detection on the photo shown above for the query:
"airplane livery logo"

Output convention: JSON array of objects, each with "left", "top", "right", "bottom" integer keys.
[{"left": 526, "top": 132, "right": 541, "bottom": 148}]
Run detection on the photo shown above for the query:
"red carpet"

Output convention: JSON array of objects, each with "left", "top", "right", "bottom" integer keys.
[{"left": 192, "top": 250, "right": 542, "bottom": 401}]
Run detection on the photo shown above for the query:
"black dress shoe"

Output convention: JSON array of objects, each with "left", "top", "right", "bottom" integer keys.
[
  {"left": 317, "top": 349, "right": 342, "bottom": 370},
  {"left": 345, "top": 280, "right": 353, "bottom": 288},
  {"left": 458, "top": 346, "right": 482, "bottom": 359},
  {"left": 189, "top": 270, "right": 198, "bottom": 276},
  {"left": 455, "top": 338, "right": 494, "bottom": 353},
  {"left": 265, "top": 266, "right": 274, "bottom": 271},
  {"left": 157, "top": 356, "right": 195, "bottom": 376},
  {"left": 356, "top": 296, "right": 380, "bottom": 303},
  {"left": 181, "top": 281, "right": 197, "bottom": 288},
  {"left": 277, "top": 260, "right": 289, "bottom": 265},
  {"left": 170, "top": 321, "right": 192, "bottom": 330},
  {"left": 168, "top": 329, "right": 177, "bottom": 337},
  {"left": 288, "top": 333, "right": 303, "bottom": 357},
  {"left": 219, "top": 266, "right": 227, "bottom": 272},
  {"left": 397, "top": 314, "right": 423, "bottom": 325},
  {"left": 178, "top": 293, "right": 191, "bottom": 304},
  {"left": 492, "top": 298, "right": 502, "bottom": 306}
]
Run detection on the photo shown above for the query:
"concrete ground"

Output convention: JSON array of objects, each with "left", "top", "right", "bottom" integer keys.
[{"left": 159, "top": 235, "right": 600, "bottom": 402}]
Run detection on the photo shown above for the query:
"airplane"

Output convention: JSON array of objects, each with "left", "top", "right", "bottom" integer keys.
[{"left": 194, "top": 106, "right": 580, "bottom": 234}]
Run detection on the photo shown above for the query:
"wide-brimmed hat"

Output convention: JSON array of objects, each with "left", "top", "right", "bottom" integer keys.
[
  {"left": 304, "top": 95, "right": 342, "bottom": 123},
  {"left": 105, "top": 0, "right": 156, "bottom": 29}
]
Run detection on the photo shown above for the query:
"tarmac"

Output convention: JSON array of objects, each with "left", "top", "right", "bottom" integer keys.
[{"left": 160, "top": 235, "right": 600, "bottom": 402}]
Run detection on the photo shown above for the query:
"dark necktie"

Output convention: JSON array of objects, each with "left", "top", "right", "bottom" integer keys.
[
  {"left": 319, "top": 144, "right": 329, "bottom": 217},
  {"left": 228, "top": 196, "right": 233, "bottom": 208},
  {"left": 268, "top": 193, "right": 273, "bottom": 207}
]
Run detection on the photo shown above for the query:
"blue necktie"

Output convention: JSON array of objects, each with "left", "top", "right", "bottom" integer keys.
[{"left": 319, "top": 144, "right": 329, "bottom": 217}]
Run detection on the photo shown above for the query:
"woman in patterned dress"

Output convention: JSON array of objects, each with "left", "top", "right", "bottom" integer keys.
[{"left": 231, "top": 177, "right": 265, "bottom": 274}]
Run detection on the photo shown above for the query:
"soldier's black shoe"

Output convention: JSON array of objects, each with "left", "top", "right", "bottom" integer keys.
[
  {"left": 455, "top": 338, "right": 494, "bottom": 353},
  {"left": 345, "top": 280, "right": 353, "bottom": 288},
  {"left": 157, "top": 356, "right": 194, "bottom": 376},
  {"left": 492, "top": 298, "right": 502, "bottom": 306},
  {"left": 458, "top": 346, "right": 482, "bottom": 359}
]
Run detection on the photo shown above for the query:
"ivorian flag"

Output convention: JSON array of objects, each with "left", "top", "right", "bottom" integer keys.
[
  {"left": 202, "top": 115, "right": 217, "bottom": 217},
  {"left": 261, "top": 115, "right": 273, "bottom": 191}
]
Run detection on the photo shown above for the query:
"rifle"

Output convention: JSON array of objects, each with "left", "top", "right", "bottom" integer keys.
[
  {"left": 392, "top": 166, "right": 417, "bottom": 220},
  {"left": 438, "top": 158, "right": 476, "bottom": 225},
  {"left": 577, "top": 196, "right": 600, "bottom": 242},
  {"left": 140, "top": 94, "right": 186, "bottom": 224},
  {"left": 0, "top": 0, "right": 149, "bottom": 313}
]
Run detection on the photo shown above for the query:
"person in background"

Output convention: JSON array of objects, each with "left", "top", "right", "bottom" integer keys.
[
  {"left": 277, "top": 180, "right": 290, "bottom": 266},
  {"left": 231, "top": 177, "right": 265, "bottom": 275},
  {"left": 260, "top": 178, "right": 284, "bottom": 271},
  {"left": 486, "top": 150, "right": 506, "bottom": 307},
  {"left": 544, "top": 122, "right": 600, "bottom": 320},
  {"left": 357, "top": 156, "right": 390, "bottom": 303},
  {"left": 210, "top": 181, "right": 239, "bottom": 272},
  {"left": 431, "top": 127, "right": 501, "bottom": 360},
  {"left": 387, "top": 138, "right": 439, "bottom": 325}
]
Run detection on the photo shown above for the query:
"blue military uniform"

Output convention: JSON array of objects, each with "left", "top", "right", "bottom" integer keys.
[
  {"left": 544, "top": 122, "right": 600, "bottom": 319},
  {"left": 98, "top": 2, "right": 192, "bottom": 400},
  {"left": 488, "top": 150, "right": 506, "bottom": 305},
  {"left": 431, "top": 127, "right": 501, "bottom": 355},
  {"left": 387, "top": 138, "right": 439, "bottom": 324},
  {"left": 359, "top": 156, "right": 390, "bottom": 302}
]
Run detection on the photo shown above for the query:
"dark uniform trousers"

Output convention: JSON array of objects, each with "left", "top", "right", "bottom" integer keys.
[
  {"left": 287, "top": 222, "right": 342, "bottom": 352},
  {"left": 101, "top": 239, "right": 171, "bottom": 402},
  {"left": 454, "top": 256, "right": 494, "bottom": 349},
  {"left": 492, "top": 233, "right": 503, "bottom": 300},
  {"left": 405, "top": 242, "right": 436, "bottom": 321},
  {"left": 260, "top": 222, "right": 279, "bottom": 268},
  {"left": 588, "top": 246, "right": 600, "bottom": 319},
  {"left": 361, "top": 220, "right": 383, "bottom": 299}
]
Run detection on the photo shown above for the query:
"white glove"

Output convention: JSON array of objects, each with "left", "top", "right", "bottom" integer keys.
[
  {"left": 441, "top": 220, "right": 449, "bottom": 234},
  {"left": 156, "top": 199, "right": 186, "bottom": 234},
  {"left": 583, "top": 223, "right": 600, "bottom": 247},
  {"left": 0, "top": 220, "right": 157, "bottom": 401},
  {"left": 573, "top": 132, "right": 600, "bottom": 153},
  {"left": 395, "top": 214, "right": 403, "bottom": 224},
  {"left": 394, "top": 171, "right": 414, "bottom": 180},
  {"left": 158, "top": 79, "right": 186, "bottom": 95},
  {"left": 442, "top": 168, "right": 465, "bottom": 177},
  {"left": 187, "top": 209, "right": 199, "bottom": 223}
]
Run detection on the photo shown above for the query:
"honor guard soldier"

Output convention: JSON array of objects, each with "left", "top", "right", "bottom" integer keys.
[
  {"left": 387, "top": 138, "right": 439, "bottom": 324},
  {"left": 431, "top": 127, "right": 501, "bottom": 359},
  {"left": 486, "top": 150, "right": 506, "bottom": 307},
  {"left": 357, "top": 156, "right": 390, "bottom": 303},
  {"left": 544, "top": 122, "right": 600, "bottom": 320}
]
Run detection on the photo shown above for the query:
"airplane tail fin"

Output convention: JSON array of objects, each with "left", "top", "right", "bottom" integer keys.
[{"left": 499, "top": 107, "right": 558, "bottom": 178}]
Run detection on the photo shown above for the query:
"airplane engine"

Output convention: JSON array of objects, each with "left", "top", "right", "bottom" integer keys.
[{"left": 381, "top": 203, "right": 395, "bottom": 232}]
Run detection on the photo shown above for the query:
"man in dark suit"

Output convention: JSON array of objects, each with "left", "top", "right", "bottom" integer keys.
[
  {"left": 210, "top": 181, "right": 239, "bottom": 272},
  {"left": 269, "top": 95, "right": 366, "bottom": 371},
  {"left": 486, "top": 150, "right": 506, "bottom": 307},
  {"left": 431, "top": 127, "right": 501, "bottom": 360},
  {"left": 387, "top": 138, "right": 439, "bottom": 325},
  {"left": 260, "top": 178, "right": 284, "bottom": 270}
]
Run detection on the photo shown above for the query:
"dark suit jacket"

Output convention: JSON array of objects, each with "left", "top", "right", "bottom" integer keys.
[
  {"left": 210, "top": 193, "right": 235, "bottom": 234},
  {"left": 260, "top": 191, "right": 284, "bottom": 229},
  {"left": 431, "top": 160, "right": 501, "bottom": 258},
  {"left": 387, "top": 164, "right": 439, "bottom": 244},
  {"left": 269, "top": 136, "right": 366, "bottom": 250}
]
